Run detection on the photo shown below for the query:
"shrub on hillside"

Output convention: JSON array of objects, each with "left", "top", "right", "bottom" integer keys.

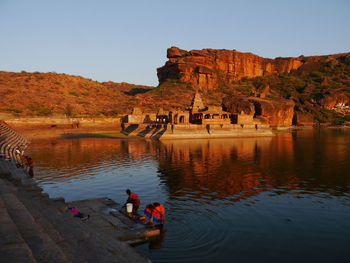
[{"left": 27, "top": 103, "right": 52, "bottom": 116}]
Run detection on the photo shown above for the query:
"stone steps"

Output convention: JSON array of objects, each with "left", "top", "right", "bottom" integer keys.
[
  {"left": 0, "top": 197, "right": 37, "bottom": 263},
  {"left": 0, "top": 179, "right": 70, "bottom": 263},
  {"left": 0, "top": 122, "right": 150, "bottom": 263},
  {"left": 0, "top": 173, "right": 150, "bottom": 263}
]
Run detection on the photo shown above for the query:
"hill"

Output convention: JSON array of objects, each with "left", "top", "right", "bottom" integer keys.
[
  {"left": 0, "top": 71, "right": 154, "bottom": 117},
  {"left": 1, "top": 47, "right": 350, "bottom": 125}
]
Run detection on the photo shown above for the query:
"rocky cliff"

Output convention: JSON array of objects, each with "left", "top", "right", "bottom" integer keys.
[
  {"left": 222, "top": 96, "right": 295, "bottom": 126},
  {"left": 157, "top": 46, "right": 304, "bottom": 91}
]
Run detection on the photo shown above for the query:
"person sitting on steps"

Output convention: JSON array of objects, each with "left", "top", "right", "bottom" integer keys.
[{"left": 68, "top": 207, "right": 90, "bottom": 221}]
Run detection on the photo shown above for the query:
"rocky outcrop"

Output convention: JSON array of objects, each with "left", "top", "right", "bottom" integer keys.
[
  {"left": 222, "top": 96, "right": 254, "bottom": 115},
  {"left": 222, "top": 95, "right": 295, "bottom": 126},
  {"left": 250, "top": 98, "right": 295, "bottom": 126},
  {"left": 293, "top": 112, "right": 315, "bottom": 126},
  {"left": 157, "top": 47, "right": 304, "bottom": 91}
]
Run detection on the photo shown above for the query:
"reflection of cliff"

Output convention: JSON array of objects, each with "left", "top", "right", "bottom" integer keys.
[
  {"left": 157, "top": 137, "right": 284, "bottom": 200},
  {"left": 157, "top": 130, "right": 350, "bottom": 200},
  {"left": 287, "top": 129, "right": 350, "bottom": 190},
  {"left": 29, "top": 130, "right": 350, "bottom": 199}
]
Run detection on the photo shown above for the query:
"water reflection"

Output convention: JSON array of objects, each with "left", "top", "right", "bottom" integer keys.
[
  {"left": 157, "top": 137, "right": 275, "bottom": 202},
  {"left": 155, "top": 129, "right": 350, "bottom": 203},
  {"left": 26, "top": 129, "right": 350, "bottom": 263}
]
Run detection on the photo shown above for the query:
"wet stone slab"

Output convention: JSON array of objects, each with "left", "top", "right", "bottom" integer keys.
[{"left": 67, "top": 197, "right": 161, "bottom": 245}]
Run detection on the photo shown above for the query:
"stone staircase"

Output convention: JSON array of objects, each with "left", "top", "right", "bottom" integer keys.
[
  {"left": 0, "top": 162, "right": 151, "bottom": 263},
  {"left": 0, "top": 122, "right": 151, "bottom": 263}
]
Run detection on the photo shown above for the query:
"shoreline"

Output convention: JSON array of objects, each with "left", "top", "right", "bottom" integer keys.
[{"left": 4, "top": 118, "right": 350, "bottom": 142}]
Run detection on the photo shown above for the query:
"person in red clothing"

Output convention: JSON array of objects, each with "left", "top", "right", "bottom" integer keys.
[
  {"left": 125, "top": 189, "right": 140, "bottom": 213},
  {"left": 152, "top": 202, "right": 165, "bottom": 226}
]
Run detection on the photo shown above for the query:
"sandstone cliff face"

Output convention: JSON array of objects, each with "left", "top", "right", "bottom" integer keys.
[
  {"left": 250, "top": 98, "right": 295, "bottom": 126},
  {"left": 158, "top": 47, "right": 303, "bottom": 91},
  {"left": 222, "top": 96, "right": 254, "bottom": 115},
  {"left": 222, "top": 95, "right": 295, "bottom": 126}
]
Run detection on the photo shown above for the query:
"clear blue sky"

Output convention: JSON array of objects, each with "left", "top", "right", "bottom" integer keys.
[{"left": 1, "top": 0, "right": 349, "bottom": 86}]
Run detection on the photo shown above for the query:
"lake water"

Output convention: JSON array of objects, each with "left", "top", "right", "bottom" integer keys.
[{"left": 26, "top": 128, "right": 350, "bottom": 263}]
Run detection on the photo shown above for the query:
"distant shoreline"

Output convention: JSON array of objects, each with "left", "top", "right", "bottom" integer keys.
[{"left": 4, "top": 117, "right": 349, "bottom": 141}]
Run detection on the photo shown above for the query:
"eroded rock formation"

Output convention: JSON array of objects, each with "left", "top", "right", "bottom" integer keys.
[
  {"left": 222, "top": 95, "right": 295, "bottom": 126},
  {"left": 250, "top": 98, "right": 295, "bottom": 126},
  {"left": 158, "top": 47, "right": 304, "bottom": 91}
]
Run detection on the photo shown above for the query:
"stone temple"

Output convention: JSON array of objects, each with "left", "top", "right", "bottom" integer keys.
[{"left": 121, "top": 93, "right": 273, "bottom": 139}]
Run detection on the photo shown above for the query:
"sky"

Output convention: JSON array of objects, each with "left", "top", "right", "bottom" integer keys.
[{"left": 0, "top": 0, "right": 349, "bottom": 86}]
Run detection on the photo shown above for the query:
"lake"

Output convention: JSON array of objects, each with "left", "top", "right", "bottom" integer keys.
[{"left": 26, "top": 128, "right": 350, "bottom": 263}]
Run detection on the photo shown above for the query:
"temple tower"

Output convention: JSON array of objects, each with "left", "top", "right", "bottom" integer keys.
[{"left": 191, "top": 92, "right": 205, "bottom": 112}]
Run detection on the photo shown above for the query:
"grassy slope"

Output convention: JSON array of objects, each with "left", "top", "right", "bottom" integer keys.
[{"left": 1, "top": 53, "right": 350, "bottom": 124}]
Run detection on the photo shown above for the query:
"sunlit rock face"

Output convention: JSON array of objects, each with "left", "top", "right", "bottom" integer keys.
[
  {"left": 222, "top": 95, "right": 295, "bottom": 126},
  {"left": 157, "top": 46, "right": 303, "bottom": 91},
  {"left": 250, "top": 98, "right": 295, "bottom": 127}
]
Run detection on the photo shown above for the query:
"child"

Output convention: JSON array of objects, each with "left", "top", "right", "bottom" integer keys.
[{"left": 68, "top": 207, "right": 90, "bottom": 221}]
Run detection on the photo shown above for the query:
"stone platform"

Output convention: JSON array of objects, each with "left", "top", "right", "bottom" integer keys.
[
  {"left": 67, "top": 198, "right": 162, "bottom": 245},
  {"left": 123, "top": 123, "right": 274, "bottom": 140}
]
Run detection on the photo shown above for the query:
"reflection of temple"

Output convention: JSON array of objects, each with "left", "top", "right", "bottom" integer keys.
[{"left": 122, "top": 93, "right": 273, "bottom": 139}]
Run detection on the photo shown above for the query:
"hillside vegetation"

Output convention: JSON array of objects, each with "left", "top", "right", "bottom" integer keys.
[
  {"left": 1, "top": 51, "right": 350, "bottom": 124},
  {"left": 0, "top": 71, "right": 153, "bottom": 117},
  {"left": 214, "top": 54, "right": 350, "bottom": 124}
]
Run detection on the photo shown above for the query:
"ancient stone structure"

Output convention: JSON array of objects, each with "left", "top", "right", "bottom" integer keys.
[
  {"left": 157, "top": 46, "right": 304, "bottom": 91},
  {"left": 125, "top": 93, "right": 234, "bottom": 126},
  {"left": 124, "top": 107, "right": 156, "bottom": 124},
  {"left": 122, "top": 93, "right": 273, "bottom": 139}
]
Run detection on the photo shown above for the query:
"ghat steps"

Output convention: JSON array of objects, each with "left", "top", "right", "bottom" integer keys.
[
  {"left": 0, "top": 161, "right": 151, "bottom": 263},
  {"left": 0, "top": 122, "right": 150, "bottom": 263}
]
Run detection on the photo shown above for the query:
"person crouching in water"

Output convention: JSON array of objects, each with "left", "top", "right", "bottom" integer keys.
[
  {"left": 125, "top": 189, "right": 140, "bottom": 214},
  {"left": 152, "top": 202, "right": 165, "bottom": 227},
  {"left": 140, "top": 202, "right": 165, "bottom": 227},
  {"left": 139, "top": 204, "right": 155, "bottom": 223}
]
